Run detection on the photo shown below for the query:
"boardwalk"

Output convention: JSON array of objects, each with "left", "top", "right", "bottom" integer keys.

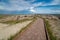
[{"left": 13, "top": 18, "right": 46, "bottom": 40}]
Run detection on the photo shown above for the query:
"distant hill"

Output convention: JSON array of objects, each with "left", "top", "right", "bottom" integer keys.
[{"left": 52, "top": 14, "right": 60, "bottom": 18}]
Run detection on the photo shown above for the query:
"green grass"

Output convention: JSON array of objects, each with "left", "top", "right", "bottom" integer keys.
[
  {"left": 0, "top": 16, "right": 36, "bottom": 24},
  {"left": 0, "top": 14, "right": 11, "bottom": 19},
  {"left": 0, "top": 18, "right": 33, "bottom": 24},
  {"left": 44, "top": 19, "right": 57, "bottom": 40}
]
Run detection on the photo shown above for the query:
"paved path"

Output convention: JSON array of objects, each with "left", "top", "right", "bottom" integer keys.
[{"left": 13, "top": 18, "right": 46, "bottom": 40}]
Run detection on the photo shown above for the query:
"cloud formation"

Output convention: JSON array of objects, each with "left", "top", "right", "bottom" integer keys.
[{"left": 0, "top": 0, "right": 60, "bottom": 14}]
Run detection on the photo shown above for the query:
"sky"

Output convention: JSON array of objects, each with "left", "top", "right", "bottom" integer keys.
[{"left": 0, "top": 0, "right": 60, "bottom": 14}]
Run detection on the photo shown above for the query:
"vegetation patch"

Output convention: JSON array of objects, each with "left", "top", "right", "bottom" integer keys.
[
  {"left": 0, "top": 19, "right": 33, "bottom": 24},
  {"left": 0, "top": 20, "right": 33, "bottom": 40},
  {"left": 44, "top": 19, "right": 57, "bottom": 40},
  {"left": 8, "top": 17, "right": 36, "bottom": 40},
  {"left": 0, "top": 14, "right": 11, "bottom": 19}
]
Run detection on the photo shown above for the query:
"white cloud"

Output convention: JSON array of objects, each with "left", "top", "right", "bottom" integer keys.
[
  {"left": 32, "top": 2, "right": 44, "bottom": 7},
  {"left": 42, "top": 0, "right": 60, "bottom": 6},
  {"left": 29, "top": 7, "right": 35, "bottom": 12},
  {"left": 0, "top": 0, "right": 32, "bottom": 11},
  {"left": 0, "top": 0, "right": 60, "bottom": 14},
  {"left": 51, "top": 0, "right": 60, "bottom": 5},
  {"left": 1, "top": 0, "right": 43, "bottom": 11},
  {"left": 0, "top": 6, "right": 4, "bottom": 9},
  {"left": 32, "top": 8, "right": 60, "bottom": 14}
]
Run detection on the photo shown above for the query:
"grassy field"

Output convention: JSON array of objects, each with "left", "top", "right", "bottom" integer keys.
[
  {"left": 0, "top": 19, "right": 33, "bottom": 24},
  {"left": 39, "top": 14, "right": 60, "bottom": 40},
  {"left": 0, "top": 14, "right": 36, "bottom": 40},
  {"left": 0, "top": 14, "right": 36, "bottom": 24},
  {"left": 0, "top": 14, "right": 60, "bottom": 40},
  {"left": 44, "top": 19, "right": 57, "bottom": 40},
  {"left": 0, "top": 14, "right": 11, "bottom": 19},
  {"left": 0, "top": 20, "right": 33, "bottom": 40}
]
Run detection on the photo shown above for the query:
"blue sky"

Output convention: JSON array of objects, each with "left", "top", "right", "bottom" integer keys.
[{"left": 0, "top": 0, "right": 60, "bottom": 14}]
